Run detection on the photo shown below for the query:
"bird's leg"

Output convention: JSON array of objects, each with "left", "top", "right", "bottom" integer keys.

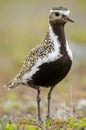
[
  {"left": 47, "top": 86, "right": 54, "bottom": 119},
  {"left": 37, "top": 87, "right": 42, "bottom": 123}
]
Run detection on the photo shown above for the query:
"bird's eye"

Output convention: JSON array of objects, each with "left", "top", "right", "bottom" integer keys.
[{"left": 55, "top": 12, "right": 60, "bottom": 17}]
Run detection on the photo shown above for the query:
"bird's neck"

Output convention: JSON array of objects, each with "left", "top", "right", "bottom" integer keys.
[
  {"left": 48, "top": 23, "right": 73, "bottom": 61},
  {"left": 49, "top": 23, "right": 66, "bottom": 46}
]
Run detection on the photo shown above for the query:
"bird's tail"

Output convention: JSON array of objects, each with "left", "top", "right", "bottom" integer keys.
[{"left": 3, "top": 78, "right": 22, "bottom": 90}]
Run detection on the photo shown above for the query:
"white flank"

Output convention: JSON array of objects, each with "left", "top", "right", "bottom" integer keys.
[
  {"left": 50, "top": 9, "right": 70, "bottom": 16},
  {"left": 66, "top": 41, "right": 73, "bottom": 61},
  {"left": 23, "top": 24, "right": 62, "bottom": 82}
]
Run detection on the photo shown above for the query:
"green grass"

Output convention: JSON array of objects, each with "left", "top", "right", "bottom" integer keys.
[{"left": 0, "top": 116, "right": 86, "bottom": 130}]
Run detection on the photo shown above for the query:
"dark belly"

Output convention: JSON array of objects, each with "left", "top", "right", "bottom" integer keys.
[{"left": 27, "top": 56, "right": 72, "bottom": 87}]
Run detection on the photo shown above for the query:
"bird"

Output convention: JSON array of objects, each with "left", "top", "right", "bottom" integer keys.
[{"left": 3, "top": 7, "right": 74, "bottom": 123}]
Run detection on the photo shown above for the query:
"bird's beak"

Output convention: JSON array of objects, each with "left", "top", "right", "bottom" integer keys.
[{"left": 66, "top": 17, "right": 74, "bottom": 23}]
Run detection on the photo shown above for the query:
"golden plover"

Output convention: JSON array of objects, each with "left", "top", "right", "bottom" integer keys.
[{"left": 4, "top": 7, "right": 74, "bottom": 122}]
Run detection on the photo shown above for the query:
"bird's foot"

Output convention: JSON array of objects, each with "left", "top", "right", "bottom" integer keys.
[
  {"left": 46, "top": 115, "right": 51, "bottom": 120},
  {"left": 38, "top": 118, "right": 43, "bottom": 125}
]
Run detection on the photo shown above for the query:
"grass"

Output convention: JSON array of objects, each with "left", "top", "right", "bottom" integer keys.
[{"left": 0, "top": 116, "right": 86, "bottom": 130}]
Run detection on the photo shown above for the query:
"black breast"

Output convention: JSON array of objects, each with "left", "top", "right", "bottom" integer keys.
[{"left": 27, "top": 55, "right": 72, "bottom": 87}]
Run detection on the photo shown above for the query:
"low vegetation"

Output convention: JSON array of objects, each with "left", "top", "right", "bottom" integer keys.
[{"left": 0, "top": 116, "right": 86, "bottom": 130}]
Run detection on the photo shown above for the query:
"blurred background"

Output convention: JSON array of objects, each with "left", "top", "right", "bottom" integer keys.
[{"left": 0, "top": 0, "right": 86, "bottom": 119}]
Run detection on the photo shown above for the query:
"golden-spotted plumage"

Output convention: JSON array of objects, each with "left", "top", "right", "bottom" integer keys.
[{"left": 17, "top": 32, "right": 54, "bottom": 77}]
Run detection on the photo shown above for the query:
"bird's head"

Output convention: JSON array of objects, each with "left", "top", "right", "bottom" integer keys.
[{"left": 49, "top": 7, "right": 74, "bottom": 26}]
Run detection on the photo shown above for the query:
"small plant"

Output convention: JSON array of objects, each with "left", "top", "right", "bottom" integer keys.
[
  {"left": 5, "top": 123, "right": 18, "bottom": 130},
  {"left": 25, "top": 125, "right": 40, "bottom": 130},
  {"left": 68, "top": 117, "right": 86, "bottom": 130},
  {"left": 46, "top": 118, "right": 52, "bottom": 129},
  {"left": 0, "top": 115, "right": 9, "bottom": 130}
]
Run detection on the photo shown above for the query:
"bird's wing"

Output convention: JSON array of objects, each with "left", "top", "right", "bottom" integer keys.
[
  {"left": 3, "top": 37, "right": 54, "bottom": 89},
  {"left": 19, "top": 41, "right": 53, "bottom": 77},
  {"left": 3, "top": 43, "right": 48, "bottom": 89}
]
